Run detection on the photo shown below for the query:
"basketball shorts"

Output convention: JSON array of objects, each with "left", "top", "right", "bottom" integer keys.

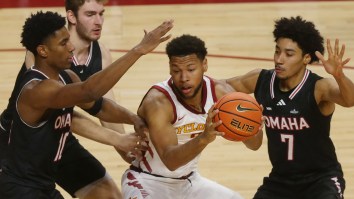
[
  {"left": 0, "top": 125, "right": 9, "bottom": 167},
  {"left": 55, "top": 134, "right": 106, "bottom": 197},
  {"left": 122, "top": 169, "right": 243, "bottom": 199},
  {"left": 253, "top": 168, "right": 345, "bottom": 199},
  {"left": 0, "top": 174, "right": 64, "bottom": 199}
]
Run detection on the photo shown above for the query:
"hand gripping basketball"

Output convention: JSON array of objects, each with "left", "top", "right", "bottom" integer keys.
[{"left": 213, "top": 92, "right": 262, "bottom": 141}]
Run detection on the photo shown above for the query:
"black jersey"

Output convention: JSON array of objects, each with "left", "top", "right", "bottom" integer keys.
[
  {"left": 0, "top": 63, "right": 27, "bottom": 133},
  {"left": 1, "top": 41, "right": 101, "bottom": 132},
  {"left": 2, "top": 68, "right": 74, "bottom": 190},
  {"left": 70, "top": 41, "right": 103, "bottom": 81},
  {"left": 254, "top": 69, "right": 340, "bottom": 177}
]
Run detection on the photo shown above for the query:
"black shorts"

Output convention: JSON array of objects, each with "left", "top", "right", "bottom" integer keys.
[
  {"left": 253, "top": 168, "right": 345, "bottom": 199},
  {"left": 0, "top": 126, "right": 9, "bottom": 167},
  {"left": 55, "top": 134, "right": 106, "bottom": 197},
  {"left": 0, "top": 174, "right": 64, "bottom": 199}
]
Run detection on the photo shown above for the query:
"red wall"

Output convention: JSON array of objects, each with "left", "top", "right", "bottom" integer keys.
[{"left": 0, "top": 0, "right": 330, "bottom": 8}]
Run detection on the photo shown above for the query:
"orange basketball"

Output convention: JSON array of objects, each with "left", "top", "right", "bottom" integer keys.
[{"left": 213, "top": 92, "right": 262, "bottom": 141}]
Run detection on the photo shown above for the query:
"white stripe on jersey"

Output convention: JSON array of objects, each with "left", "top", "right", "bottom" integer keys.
[{"left": 270, "top": 69, "right": 310, "bottom": 100}]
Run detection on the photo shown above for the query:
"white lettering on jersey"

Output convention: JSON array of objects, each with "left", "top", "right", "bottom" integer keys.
[
  {"left": 54, "top": 113, "right": 71, "bottom": 130},
  {"left": 264, "top": 116, "right": 309, "bottom": 130}
]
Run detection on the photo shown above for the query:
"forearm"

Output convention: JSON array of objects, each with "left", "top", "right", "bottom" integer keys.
[
  {"left": 71, "top": 111, "right": 122, "bottom": 146},
  {"left": 101, "top": 121, "right": 126, "bottom": 134},
  {"left": 82, "top": 19, "right": 174, "bottom": 99},
  {"left": 96, "top": 98, "right": 138, "bottom": 124},
  {"left": 100, "top": 121, "right": 132, "bottom": 164},
  {"left": 115, "top": 147, "right": 135, "bottom": 164},
  {"left": 159, "top": 135, "right": 209, "bottom": 171},
  {"left": 334, "top": 73, "right": 354, "bottom": 107},
  {"left": 82, "top": 49, "right": 143, "bottom": 99},
  {"left": 243, "top": 129, "right": 263, "bottom": 151}
]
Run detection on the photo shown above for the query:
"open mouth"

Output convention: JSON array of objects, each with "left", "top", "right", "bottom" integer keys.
[{"left": 181, "top": 86, "right": 192, "bottom": 94}]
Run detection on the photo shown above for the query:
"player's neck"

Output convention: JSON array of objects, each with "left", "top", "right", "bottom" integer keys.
[
  {"left": 185, "top": 92, "right": 204, "bottom": 112},
  {"left": 189, "top": 103, "right": 203, "bottom": 112},
  {"left": 69, "top": 30, "right": 91, "bottom": 57},
  {"left": 72, "top": 39, "right": 93, "bottom": 65},
  {"left": 33, "top": 61, "right": 61, "bottom": 80},
  {"left": 278, "top": 69, "right": 307, "bottom": 92}
]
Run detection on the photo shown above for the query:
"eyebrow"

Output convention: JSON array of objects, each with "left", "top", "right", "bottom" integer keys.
[
  {"left": 84, "top": 9, "right": 105, "bottom": 14},
  {"left": 275, "top": 45, "right": 296, "bottom": 53}
]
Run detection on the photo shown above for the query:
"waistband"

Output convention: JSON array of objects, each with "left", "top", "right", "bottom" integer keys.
[{"left": 129, "top": 165, "right": 193, "bottom": 180}]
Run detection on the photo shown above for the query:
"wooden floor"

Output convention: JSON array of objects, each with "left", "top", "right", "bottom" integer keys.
[{"left": 1, "top": 1, "right": 354, "bottom": 198}]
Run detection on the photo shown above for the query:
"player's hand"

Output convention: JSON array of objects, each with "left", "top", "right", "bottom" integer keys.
[
  {"left": 115, "top": 132, "right": 148, "bottom": 154},
  {"left": 133, "top": 19, "right": 174, "bottom": 55},
  {"left": 199, "top": 104, "right": 224, "bottom": 144},
  {"left": 315, "top": 39, "right": 351, "bottom": 78}
]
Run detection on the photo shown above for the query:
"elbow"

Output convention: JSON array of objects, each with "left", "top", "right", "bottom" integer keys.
[
  {"left": 160, "top": 154, "right": 180, "bottom": 171},
  {"left": 247, "top": 143, "right": 262, "bottom": 151},
  {"left": 243, "top": 134, "right": 263, "bottom": 151},
  {"left": 82, "top": 84, "right": 103, "bottom": 101},
  {"left": 343, "top": 100, "right": 354, "bottom": 107}
]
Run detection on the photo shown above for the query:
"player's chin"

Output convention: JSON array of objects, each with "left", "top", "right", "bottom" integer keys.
[
  {"left": 63, "top": 62, "right": 72, "bottom": 69},
  {"left": 90, "top": 34, "right": 101, "bottom": 41}
]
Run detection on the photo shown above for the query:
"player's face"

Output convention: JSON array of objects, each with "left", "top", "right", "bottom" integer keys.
[
  {"left": 44, "top": 27, "right": 75, "bottom": 69},
  {"left": 273, "top": 38, "right": 309, "bottom": 82},
  {"left": 76, "top": 0, "right": 105, "bottom": 41},
  {"left": 169, "top": 54, "right": 207, "bottom": 99}
]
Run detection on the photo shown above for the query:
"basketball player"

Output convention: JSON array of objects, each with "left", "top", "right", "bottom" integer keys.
[
  {"left": 65, "top": 0, "right": 128, "bottom": 148},
  {"left": 121, "top": 34, "right": 263, "bottom": 199},
  {"left": 0, "top": 0, "right": 147, "bottom": 198},
  {"left": 59, "top": 0, "right": 142, "bottom": 197},
  {"left": 224, "top": 16, "right": 354, "bottom": 198},
  {"left": 0, "top": 11, "right": 173, "bottom": 199}
]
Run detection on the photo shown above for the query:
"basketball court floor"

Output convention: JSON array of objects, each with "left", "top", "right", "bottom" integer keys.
[{"left": 0, "top": 0, "right": 353, "bottom": 198}]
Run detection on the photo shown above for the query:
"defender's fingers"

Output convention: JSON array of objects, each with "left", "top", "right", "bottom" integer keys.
[{"left": 327, "top": 39, "right": 333, "bottom": 56}]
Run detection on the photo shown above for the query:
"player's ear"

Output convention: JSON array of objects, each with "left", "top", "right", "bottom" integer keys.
[
  {"left": 203, "top": 58, "right": 208, "bottom": 72},
  {"left": 303, "top": 54, "right": 311, "bottom": 65},
  {"left": 37, "top": 45, "right": 48, "bottom": 58},
  {"left": 66, "top": 10, "right": 77, "bottom": 25}
]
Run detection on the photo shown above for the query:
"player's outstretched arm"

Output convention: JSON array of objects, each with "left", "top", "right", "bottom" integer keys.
[
  {"left": 24, "top": 20, "right": 174, "bottom": 113},
  {"left": 71, "top": 19, "right": 174, "bottom": 102},
  {"left": 94, "top": 98, "right": 148, "bottom": 140}
]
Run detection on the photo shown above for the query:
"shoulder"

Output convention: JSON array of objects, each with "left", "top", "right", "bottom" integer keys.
[
  {"left": 141, "top": 88, "right": 172, "bottom": 108},
  {"left": 138, "top": 87, "right": 174, "bottom": 121},
  {"left": 213, "top": 78, "right": 236, "bottom": 99},
  {"left": 97, "top": 42, "right": 112, "bottom": 68},
  {"left": 97, "top": 41, "right": 110, "bottom": 54}
]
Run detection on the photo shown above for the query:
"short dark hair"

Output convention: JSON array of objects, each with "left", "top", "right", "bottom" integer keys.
[
  {"left": 273, "top": 16, "right": 324, "bottom": 64},
  {"left": 21, "top": 11, "right": 66, "bottom": 55},
  {"left": 166, "top": 34, "right": 208, "bottom": 61},
  {"left": 65, "top": 0, "right": 108, "bottom": 16}
]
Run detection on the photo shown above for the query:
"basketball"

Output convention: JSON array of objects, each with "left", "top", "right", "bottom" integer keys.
[{"left": 213, "top": 92, "right": 262, "bottom": 141}]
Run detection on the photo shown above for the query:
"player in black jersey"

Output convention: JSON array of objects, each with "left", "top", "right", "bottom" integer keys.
[
  {"left": 0, "top": 11, "right": 173, "bottom": 199},
  {"left": 8, "top": 0, "right": 143, "bottom": 198},
  {"left": 222, "top": 16, "right": 354, "bottom": 198},
  {"left": 65, "top": 0, "right": 128, "bottom": 151},
  {"left": 65, "top": 0, "right": 135, "bottom": 197}
]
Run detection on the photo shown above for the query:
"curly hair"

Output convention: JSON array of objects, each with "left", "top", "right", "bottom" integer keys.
[
  {"left": 166, "top": 34, "right": 208, "bottom": 61},
  {"left": 21, "top": 11, "right": 66, "bottom": 55},
  {"left": 273, "top": 16, "right": 324, "bottom": 64}
]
